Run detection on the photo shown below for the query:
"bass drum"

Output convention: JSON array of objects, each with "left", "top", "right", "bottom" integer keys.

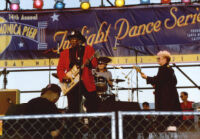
[{"left": 95, "top": 76, "right": 108, "bottom": 94}]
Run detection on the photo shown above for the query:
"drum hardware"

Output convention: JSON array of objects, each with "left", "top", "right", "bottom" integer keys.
[
  {"left": 127, "top": 77, "right": 133, "bottom": 102},
  {"left": 109, "top": 78, "right": 125, "bottom": 101},
  {"left": 98, "top": 94, "right": 115, "bottom": 102},
  {"left": 110, "top": 79, "right": 125, "bottom": 83},
  {"left": 95, "top": 76, "right": 108, "bottom": 93}
]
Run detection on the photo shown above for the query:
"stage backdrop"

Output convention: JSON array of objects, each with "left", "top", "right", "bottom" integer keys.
[{"left": 0, "top": 5, "right": 200, "bottom": 67}]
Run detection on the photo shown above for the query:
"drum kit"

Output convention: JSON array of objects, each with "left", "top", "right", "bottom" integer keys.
[{"left": 95, "top": 76, "right": 125, "bottom": 102}]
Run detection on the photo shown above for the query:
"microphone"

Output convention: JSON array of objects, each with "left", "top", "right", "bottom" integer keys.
[{"left": 113, "top": 38, "right": 119, "bottom": 50}]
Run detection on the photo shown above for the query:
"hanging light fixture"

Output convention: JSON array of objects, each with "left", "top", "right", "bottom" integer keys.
[
  {"left": 80, "top": 0, "right": 90, "bottom": 10},
  {"left": 115, "top": 0, "right": 125, "bottom": 7},
  {"left": 10, "top": 0, "right": 20, "bottom": 11},
  {"left": 33, "top": 0, "right": 44, "bottom": 9},
  {"left": 140, "top": 0, "right": 150, "bottom": 4},
  {"left": 161, "top": 0, "right": 171, "bottom": 4},
  {"left": 54, "top": 0, "right": 65, "bottom": 9},
  {"left": 182, "top": 0, "right": 191, "bottom": 4}
]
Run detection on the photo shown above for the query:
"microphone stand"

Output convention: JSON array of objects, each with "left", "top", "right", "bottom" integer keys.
[
  {"left": 0, "top": 68, "right": 9, "bottom": 89},
  {"left": 77, "top": 44, "right": 83, "bottom": 113},
  {"left": 119, "top": 45, "right": 146, "bottom": 102}
]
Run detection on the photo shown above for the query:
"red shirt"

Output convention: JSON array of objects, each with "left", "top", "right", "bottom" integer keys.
[
  {"left": 181, "top": 101, "right": 194, "bottom": 120},
  {"left": 57, "top": 45, "right": 98, "bottom": 92}
]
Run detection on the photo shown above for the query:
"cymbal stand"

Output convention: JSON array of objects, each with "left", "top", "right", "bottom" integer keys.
[
  {"left": 127, "top": 77, "right": 131, "bottom": 102},
  {"left": 114, "top": 77, "right": 119, "bottom": 101},
  {"left": 125, "top": 69, "right": 133, "bottom": 102}
]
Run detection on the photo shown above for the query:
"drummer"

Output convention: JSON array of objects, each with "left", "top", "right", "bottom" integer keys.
[{"left": 94, "top": 57, "right": 113, "bottom": 87}]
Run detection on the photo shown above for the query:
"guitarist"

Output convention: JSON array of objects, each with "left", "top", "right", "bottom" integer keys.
[{"left": 57, "top": 30, "right": 100, "bottom": 113}]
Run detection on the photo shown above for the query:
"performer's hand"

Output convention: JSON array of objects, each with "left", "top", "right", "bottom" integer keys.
[
  {"left": 63, "top": 75, "right": 72, "bottom": 83},
  {"left": 141, "top": 72, "right": 147, "bottom": 79},
  {"left": 63, "top": 76, "right": 70, "bottom": 80},
  {"left": 108, "top": 80, "right": 113, "bottom": 86},
  {"left": 65, "top": 72, "right": 74, "bottom": 80}
]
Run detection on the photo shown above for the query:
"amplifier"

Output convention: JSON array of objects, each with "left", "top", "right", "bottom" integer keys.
[{"left": 0, "top": 89, "right": 20, "bottom": 115}]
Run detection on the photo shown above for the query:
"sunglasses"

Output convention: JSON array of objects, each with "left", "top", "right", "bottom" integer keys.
[{"left": 98, "top": 63, "right": 105, "bottom": 65}]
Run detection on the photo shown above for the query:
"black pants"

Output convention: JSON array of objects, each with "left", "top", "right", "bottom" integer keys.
[{"left": 67, "top": 82, "right": 100, "bottom": 113}]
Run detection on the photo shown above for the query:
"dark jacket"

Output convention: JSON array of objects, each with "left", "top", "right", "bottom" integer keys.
[
  {"left": 26, "top": 97, "right": 60, "bottom": 114},
  {"left": 147, "top": 64, "right": 181, "bottom": 111}
]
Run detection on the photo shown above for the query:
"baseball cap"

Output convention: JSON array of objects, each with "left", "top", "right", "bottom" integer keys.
[{"left": 41, "top": 84, "right": 61, "bottom": 96}]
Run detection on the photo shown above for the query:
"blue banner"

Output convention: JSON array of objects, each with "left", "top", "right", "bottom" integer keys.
[{"left": 0, "top": 5, "right": 200, "bottom": 67}]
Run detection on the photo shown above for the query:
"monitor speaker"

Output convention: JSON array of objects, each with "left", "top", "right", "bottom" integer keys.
[
  {"left": 114, "top": 101, "right": 141, "bottom": 111},
  {"left": 99, "top": 101, "right": 141, "bottom": 112},
  {"left": 0, "top": 89, "right": 20, "bottom": 115}
]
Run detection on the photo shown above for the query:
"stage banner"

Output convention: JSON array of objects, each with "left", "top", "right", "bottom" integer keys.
[{"left": 0, "top": 5, "right": 200, "bottom": 67}]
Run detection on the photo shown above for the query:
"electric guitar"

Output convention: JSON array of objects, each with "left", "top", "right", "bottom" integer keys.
[{"left": 60, "top": 50, "right": 100, "bottom": 95}]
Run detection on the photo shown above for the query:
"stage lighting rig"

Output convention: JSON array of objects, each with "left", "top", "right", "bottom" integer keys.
[
  {"left": 10, "top": 0, "right": 20, "bottom": 11},
  {"left": 161, "top": 0, "right": 171, "bottom": 4},
  {"left": 80, "top": 0, "right": 90, "bottom": 10},
  {"left": 115, "top": 0, "right": 125, "bottom": 7},
  {"left": 140, "top": 0, "right": 150, "bottom": 4},
  {"left": 54, "top": 0, "right": 65, "bottom": 9},
  {"left": 182, "top": 0, "right": 191, "bottom": 4},
  {"left": 33, "top": 0, "right": 44, "bottom": 9}
]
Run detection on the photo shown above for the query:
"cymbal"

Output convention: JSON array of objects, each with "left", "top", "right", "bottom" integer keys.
[
  {"left": 110, "top": 79, "right": 125, "bottom": 83},
  {"left": 52, "top": 73, "right": 58, "bottom": 79}
]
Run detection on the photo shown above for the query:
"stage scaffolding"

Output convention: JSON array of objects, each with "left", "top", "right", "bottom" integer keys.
[{"left": 0, "top": 63, "right": 199, "bottom": 93}]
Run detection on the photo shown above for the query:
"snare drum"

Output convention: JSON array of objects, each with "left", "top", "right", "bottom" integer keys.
[{"left": 95, "top": 76, "right": 108, "bottom": 93}]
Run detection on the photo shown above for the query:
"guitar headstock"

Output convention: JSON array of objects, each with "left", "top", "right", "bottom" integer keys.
[
  {"left": 94, "top": 50, "right": 101, "bottom": 59},
  {"left": 132, "top": 65, "right": 142, "bottom": 74}
]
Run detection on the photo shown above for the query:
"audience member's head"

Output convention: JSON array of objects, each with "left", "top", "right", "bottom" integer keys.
[
  {"left": 41, "top": 84, "right": 61, "bottom": 103},
  {"left": 142, "top": 102, "right": 150, "bottom": 110},
  {"left": 180, "top": 91, "right": 188, "bottom": 102}
]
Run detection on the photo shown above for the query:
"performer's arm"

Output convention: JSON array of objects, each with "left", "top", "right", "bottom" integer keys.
[
  {"left": 89, "top": 46, "right": 98, "bottom": 68},
  {"left": 141, "top": 72, "right": 157, "bottom": 86},
  {"left": 57, "top": 51, "right": 70, "bottom": 82}
]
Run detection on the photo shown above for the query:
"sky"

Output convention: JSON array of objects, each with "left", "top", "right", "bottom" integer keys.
[{"left": 0, "top": 0, "right": 200, "bottom": 109}]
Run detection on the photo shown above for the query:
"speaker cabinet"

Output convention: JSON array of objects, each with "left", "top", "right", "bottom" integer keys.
[
  {"left": 0, "top": 89, "right": 20, "bottom": 115},
  {"left": 99, "top": 101, "right": 141, "bottom": 112}
]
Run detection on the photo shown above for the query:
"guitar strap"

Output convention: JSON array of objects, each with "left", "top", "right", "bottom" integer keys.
[{"left": 69, "top": 45, "right": 85, "bottom": 69}]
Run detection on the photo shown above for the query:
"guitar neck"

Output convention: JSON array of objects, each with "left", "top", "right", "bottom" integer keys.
[
  {"left": 81, "top": 53, "right": 96, "bottom": 69},
  {"left": 133, "top": 66, "right": 142, "bottom": 74}
]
